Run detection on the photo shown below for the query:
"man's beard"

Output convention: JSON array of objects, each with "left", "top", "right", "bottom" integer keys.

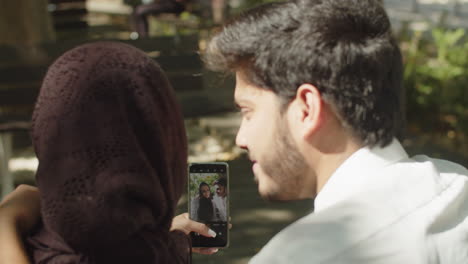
[{"left": 260, "top": 116, "right": 310, "bottom": 201}]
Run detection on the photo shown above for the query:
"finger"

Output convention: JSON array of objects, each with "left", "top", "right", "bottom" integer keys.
[
  {"left": 170, "top": 213, "right": 192, "bottom": 234},
  {"left": 180, "top": 212, "right": 189, "bottom": 219},
  {"left": 0, "top": 185, "right": 39, "bottom": 208},
  {"left": 186, "top": 221, "right": 216, "bottom": 238},
  {"left": 0, "top": 184, "right": 41, "bottom": 235},
  {"left": 0, "top": 186, "right": 25, "bottom": 205},
  {"left": 228, "top": 223, "right": 232, "bottom": 230},
  {"left": 192, "top": 248, "right": 219, "bottom": 255}
]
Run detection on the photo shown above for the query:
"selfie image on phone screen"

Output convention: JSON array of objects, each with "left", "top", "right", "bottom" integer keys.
[{"left": 188, "top": 163, "right": 229, "bottom": 248}]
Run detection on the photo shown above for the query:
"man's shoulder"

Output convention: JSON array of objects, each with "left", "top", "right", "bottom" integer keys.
[
  {"left": 249, "top": 200, "right": 383, "bottom": 263},
  {"left": 213, "top": 194, "right": 226, "bottom": 202},
  {"left": 212, "top": 195, "right": 220, "bottom": 202},
  {"left": 249, "top": 198, "right": 428, "bottom": 264},
  {"left": 409, "top": 154, "right": 468, "bottom": 175},
  {"left": 250, "top": 158, "right": 468, "bottom": 264}
]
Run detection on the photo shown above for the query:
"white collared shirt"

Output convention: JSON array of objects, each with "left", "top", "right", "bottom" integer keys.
[
  {"left": 250, "top": 139, "right": 468, "bottom": 264},
  {"left": 212, "top": 193, "right": 227, "bottom": 221}
]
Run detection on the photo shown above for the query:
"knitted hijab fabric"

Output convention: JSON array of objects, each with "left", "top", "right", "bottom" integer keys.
[{"left": 27, "top": 42, "right": 190, "bottom": 263}]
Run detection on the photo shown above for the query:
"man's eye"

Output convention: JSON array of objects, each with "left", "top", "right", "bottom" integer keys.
[{"left": 237, "top": 106, "right": 253, "bottom": 120}]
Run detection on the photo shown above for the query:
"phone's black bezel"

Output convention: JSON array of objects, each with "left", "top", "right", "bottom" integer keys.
[{"left": 188, "top": 162, "right": 229, "bottom": 248}]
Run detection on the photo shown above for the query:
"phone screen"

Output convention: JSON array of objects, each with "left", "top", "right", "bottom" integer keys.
[{"left": 188, "top": 162, "right": 229, "bottom": 248}]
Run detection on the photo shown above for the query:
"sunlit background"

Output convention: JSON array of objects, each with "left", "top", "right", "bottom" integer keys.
[{"left": 1, "top": 0, "right": 468, "bottom": 263}]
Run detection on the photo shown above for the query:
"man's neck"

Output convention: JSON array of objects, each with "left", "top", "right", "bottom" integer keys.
[{"left": 312, "top": 138, "right": 363, "bottom": 195}]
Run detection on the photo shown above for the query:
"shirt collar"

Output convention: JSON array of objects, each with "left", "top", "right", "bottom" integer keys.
[{"left": 314, "top": 138, "right": 409, "bottom": 212}]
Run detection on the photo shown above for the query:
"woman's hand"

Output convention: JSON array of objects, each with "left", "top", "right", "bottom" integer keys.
[
  {"left": 0, "top": 184, "right": 41, "bottom": 233},
  {"left": 0, "top": 184, "right": 41, "bottom": 264},
  {"left": 170, "top": 213, "right": 220, "bottom": 255}
]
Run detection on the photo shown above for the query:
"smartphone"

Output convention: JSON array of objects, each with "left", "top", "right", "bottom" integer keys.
[{"left": 188, "top": 162, "right": 229, "bottom": 248}]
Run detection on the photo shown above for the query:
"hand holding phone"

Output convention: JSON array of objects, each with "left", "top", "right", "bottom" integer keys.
[
  {"left": 188, "top": 162, "right": 229, "bottom": 248},
  {"left": 170, "top": 213, "right": 220, "bottom": 255}
]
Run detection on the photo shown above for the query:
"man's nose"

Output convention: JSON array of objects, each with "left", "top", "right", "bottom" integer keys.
[{"left": 235, "top": 127, "right": 248, "bottom": 150}]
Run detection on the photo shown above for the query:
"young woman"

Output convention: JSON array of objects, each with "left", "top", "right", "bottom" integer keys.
[
  {"left": 189, "top": 182, "right": 214, "bottom": 222},
  {"left": 11, "top": 41, "right": 190, "bottom": 263},
  {"left": 196, "top": 182, "right": 214, "bottom": 222}
]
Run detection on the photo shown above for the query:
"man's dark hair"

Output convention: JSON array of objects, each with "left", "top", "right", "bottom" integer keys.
[
  {"left": 204, "top": 0, "right": 404, "bottom": 147},
  {"left": 215, "top": 177, "right": 227, "bottom": 187}
]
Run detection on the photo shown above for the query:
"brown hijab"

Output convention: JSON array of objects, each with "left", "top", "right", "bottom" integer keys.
[{"left": 27, "top": 42, "right": 190, "bottom": 263}]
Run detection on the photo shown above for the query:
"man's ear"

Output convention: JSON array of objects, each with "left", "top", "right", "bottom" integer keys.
[{"left": 292, "top": 83, "right": 323, "bottom": 139}]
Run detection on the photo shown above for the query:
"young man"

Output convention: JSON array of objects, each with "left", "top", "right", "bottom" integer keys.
[
  {"left": 1, "top": 0, "right": 468, "bottom": 262},
  {"left": 212, "top": 178, "right": 227, "bottom": 221},
  {"left": 199, "top": 0, "right": 468, "bottom": 262}
]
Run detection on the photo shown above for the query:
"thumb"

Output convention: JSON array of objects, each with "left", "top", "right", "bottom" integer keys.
[
  {"left": 188, "top": 221, "right": 217, "bottom": 238},
  {"left": 171, "top": 213, "right": 217, "bottom": 238}
]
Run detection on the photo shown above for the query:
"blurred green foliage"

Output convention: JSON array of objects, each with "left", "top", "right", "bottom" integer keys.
[
  {"left": 402, "top": 28, "right": 468, "bottom": 157},
  {"left": 148, "top": 11, "right": 200, "bottom": 36}
]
